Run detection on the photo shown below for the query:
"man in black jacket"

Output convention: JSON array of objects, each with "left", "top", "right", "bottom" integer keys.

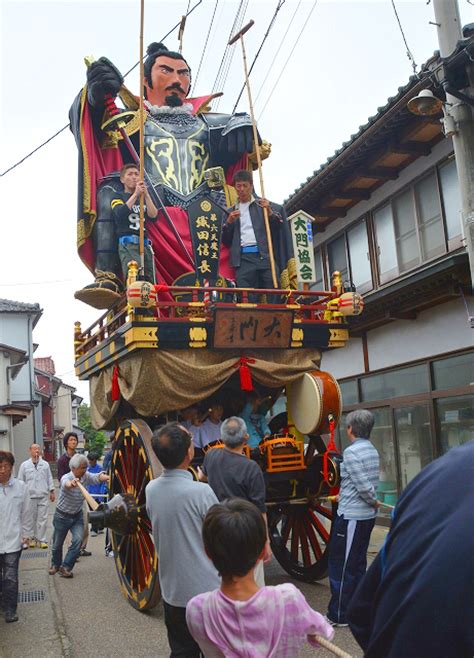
[
  {"left": 347, "top": 440, "right": 474, "bottom": 658},
  {"left": 222, "top": 170, "right": 293, "bottom": 297}
]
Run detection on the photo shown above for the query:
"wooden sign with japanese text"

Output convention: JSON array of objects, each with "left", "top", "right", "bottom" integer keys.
[
  {"left": 214, "top": 309, "right": 294, "bottom": 349},
  {"left": 188, "top": 196, "right": 223, "bottom": 283},
  {"left": 289, "top": 210, "right": 317, "bottom": 284}
]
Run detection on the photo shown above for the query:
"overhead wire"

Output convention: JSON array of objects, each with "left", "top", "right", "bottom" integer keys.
[
  {"left": 211, "top": 0, "right": 249, "bottom": 109},
  {"left": 0, "top": 0, "right": 204, "bottom": 178},
  {"left": 390, "top": 0, "right": 418, "bottom": 74},
  {"left": 257, "top": 0, "right": 319, "bottom": 121},
  {"left": 231, "top": 0, "right": 286, "bottom": 113},
  {"left": 191, "top": 0, "right": 220, "bottom": 95},
  {"left": 253, "top": 0, "right": 302, "bottom": 107}
]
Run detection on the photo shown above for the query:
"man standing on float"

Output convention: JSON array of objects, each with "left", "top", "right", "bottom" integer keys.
[{"left": 70, "top": 42, "right": 263, "bottom": 308}]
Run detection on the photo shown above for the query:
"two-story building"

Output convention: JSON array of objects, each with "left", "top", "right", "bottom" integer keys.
[
  {"left": 285, "top": 33, "right": 473, "bottom": 517},
  {"left": 0, "top": 299, "right": 43, "bottom": 465}
]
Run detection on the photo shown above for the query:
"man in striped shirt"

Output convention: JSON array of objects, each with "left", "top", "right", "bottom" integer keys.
[
  {"left": 48, "top": 454, "right": 109, "bottom": 578},
  {"left": 326, "top": 409, "right": 380, "bottom": 627}
]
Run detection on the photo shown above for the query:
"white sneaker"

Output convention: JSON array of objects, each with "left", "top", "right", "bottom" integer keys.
[{"left": 324, "top": 615, "right": 349, "bottom": 628}]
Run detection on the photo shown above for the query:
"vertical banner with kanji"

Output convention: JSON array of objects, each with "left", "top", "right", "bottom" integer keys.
[
  {"left": 288, "top": 210, "right": 316, "bottom": 285},
  {"left": 187, "top": 197, "right": 223, "bottom": 284}
]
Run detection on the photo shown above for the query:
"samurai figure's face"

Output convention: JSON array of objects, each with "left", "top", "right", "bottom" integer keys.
[{"left": 145, "top": 55, "right": 191, "bottom": 107}]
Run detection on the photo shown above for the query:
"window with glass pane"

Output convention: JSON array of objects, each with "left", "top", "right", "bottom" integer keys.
[
  {"left": 395, "top": 405, "right": 433, "bottom": 489},
  {"left": 439, "top": 159, "right": 462, "bottom": 242},
  {"left": 374, "top": 204, "right": 398, "bottom": 283},
  {"left": 336, "top": 412, "right": 349, "bottom": 452},
  {"left": 339, "top": 380, "right": 358, "bottom": 406},
  {"left": 327, "top": 236, "right": 349, "bottom": 284},
  {"left": 347, "top": 220, "right": 372, "bottom": 292},
  {"left": 360, "top": 364, "right": 429, "bottom": 402},
  {"left": 393, "top": 189, "right": 420, "bottom": 272},
  {"left": 370, "top": 408, "right": 398, "bottom": 514},
  {"left": 436, "top": 395, "right": 474, "bottom": 453},
  {"left": 433, "top": 352, "right": 474, "bottom": 390},
  {"left": 311, "top": 248, "right": 324, "bottom": 290},
  {"left": 415, "top": 172, "right": 445, "bottom": 260}
]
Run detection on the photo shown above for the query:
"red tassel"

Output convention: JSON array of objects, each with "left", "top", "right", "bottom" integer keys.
[
  {"left": 240, "top": 361, "right": 253, "bottom": 391},
  {"left": 323, "top": 416, "right": 337, "bottom": 484},
  {"left": 234, "top": 356, "right": 255, "bottom": 391},
  {"left": 111, "top": 365, "right": 120, "bottom": 401}
]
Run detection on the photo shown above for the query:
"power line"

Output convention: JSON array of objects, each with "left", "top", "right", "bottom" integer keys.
[
  {"left": 231, "top": 0, "right": 286, "bottom": 113},
  {"left": 390, "top": 0, "right": 418, "bottom": 74},
  {"left": 0, "top": 279, "right": 73, "bottom": 287},
  {"left": 253, "top": 0, "right": 302, "bottom": 107},
  {"left": 0, "top": 0, "right": 204, "bottom": 179},
  {"left": 212, "top": 0, "right": 249, "bottom": 109},
  {"left": 258, "top": 0, "right": 319, "bottom": 121},
  {"left": 191, "top": 0, "right": 220, "bottom": 95}
]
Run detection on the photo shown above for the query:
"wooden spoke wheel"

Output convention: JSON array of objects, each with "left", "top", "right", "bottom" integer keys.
[
  {"left": 110, "top": 419, "right": 162, "bottom": 611},
  {"left": 268, "top": 499, "right": 335, "bottom": 582}
]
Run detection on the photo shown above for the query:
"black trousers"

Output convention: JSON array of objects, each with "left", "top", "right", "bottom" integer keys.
[
  {"left": 236, "top": 252, "right": 279, "bottom": 303},
  {"left": 163, "top": 600, "right": 202, "bottom": 657},
  {"left": 0, "top": 551, "right": 21, "bottom": 616},
  {"left": 327, "top": 514, "right": 376, "bottom": 624}
]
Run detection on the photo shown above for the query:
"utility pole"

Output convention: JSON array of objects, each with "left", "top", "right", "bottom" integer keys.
[{"left": 433, "top": 0, "right": 474, "bottom": 290}]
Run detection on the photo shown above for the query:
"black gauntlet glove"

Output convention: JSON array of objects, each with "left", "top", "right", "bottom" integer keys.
[
  {"left": 87, "top": 57, "right": 124, "bottom": 106},
  {"left": 219, "top": 112, "right": 261, "bottom": 159}
]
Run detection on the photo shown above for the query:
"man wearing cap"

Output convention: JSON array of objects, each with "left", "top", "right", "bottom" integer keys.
[{"left": 18, "top": 444, "right": 55, "bottom": 549}]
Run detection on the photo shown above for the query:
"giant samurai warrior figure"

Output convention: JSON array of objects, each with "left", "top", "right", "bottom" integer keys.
[{"left": 70, "top": 41, "right": 295, "bottom": 308}]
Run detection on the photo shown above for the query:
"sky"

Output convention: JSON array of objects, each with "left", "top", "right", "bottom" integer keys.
[{"left": 0, "top": 0, "right": 472, "bottom": 403}]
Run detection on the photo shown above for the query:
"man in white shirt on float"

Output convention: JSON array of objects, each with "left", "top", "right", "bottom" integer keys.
[
  {"left": 18, "top": 444, "right": 55, "bottom": 549},
  {"left": 222, "top": 169, "right": 288, "bottom": 302},
  {"left": 0, "top": 451, "right": 29, "bottom": 623}
]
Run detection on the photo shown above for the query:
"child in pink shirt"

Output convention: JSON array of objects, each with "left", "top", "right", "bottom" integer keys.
[{"left": 186, "top": 498, "right": 333, "bottom": 657}]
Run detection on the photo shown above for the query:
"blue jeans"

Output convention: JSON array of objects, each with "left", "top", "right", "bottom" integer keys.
[
  {"left": 327, "top": 513, "right": 375, "bottom": 624},
  {"left": 51, "top": 510, "right": 83, "bottom": 571},
  {"left": 0, "top": 551, "right": 21, "bottom": 616}
]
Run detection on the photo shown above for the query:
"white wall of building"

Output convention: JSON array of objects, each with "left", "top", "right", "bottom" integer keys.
[
  {"left": 367, "top": 298, "right": 473, "bottom": 371},
  {"left": 321, "top": 336, "right": 365, "bottom": 379},
  {"left": 56, "top": 384, "right": 74, "bottom": 435},
  {"left": 322, "top": 298, "right": 473, "bottom": 378},
  {"left": 0, "top": 311, "right": 43, "bottom": 459}
]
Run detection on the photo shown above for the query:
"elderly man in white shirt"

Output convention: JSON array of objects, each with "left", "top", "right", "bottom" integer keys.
[
  {"left": 0, "top": 450, "right": 29, "bottom": 623},
  {"left": 18, "top": 444, "right": 55, "bottom": 549}
]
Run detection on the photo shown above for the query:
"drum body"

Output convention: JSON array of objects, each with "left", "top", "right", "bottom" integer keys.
[{"left": 287, "top": 371, "right": 342, "bottom": 436}]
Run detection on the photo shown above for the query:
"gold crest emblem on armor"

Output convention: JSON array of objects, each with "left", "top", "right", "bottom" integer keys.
[{"left": 200, "top": 200, "right": 212, "bottom": 212}]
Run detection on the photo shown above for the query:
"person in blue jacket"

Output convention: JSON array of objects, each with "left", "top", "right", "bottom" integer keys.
[
  {"left": 86, "top": 452, "right": 106, "bottom": 536},
  {"left": 348, "top": 440, "right": 474, "bottom": 658},
  {"left": 240, "top": 392, "right": 271, "bottom": 450}
]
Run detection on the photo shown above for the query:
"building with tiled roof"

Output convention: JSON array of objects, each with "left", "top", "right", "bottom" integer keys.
[{"left": 285, "top": 30, "right": 473, "bottom": 521}]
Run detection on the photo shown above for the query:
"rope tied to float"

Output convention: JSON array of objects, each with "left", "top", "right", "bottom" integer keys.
[{"left": 314, "top": 634, "right": 353, "bottom": 657}]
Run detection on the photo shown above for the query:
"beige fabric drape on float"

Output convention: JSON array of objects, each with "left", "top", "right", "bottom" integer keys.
[{"left": 90, "top": 348, "right": 321, "bottom": 429}]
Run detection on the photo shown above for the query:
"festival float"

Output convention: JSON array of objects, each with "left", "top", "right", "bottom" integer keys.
[{"left": 72, "top": 14, "right": 364, "bottom": 611}]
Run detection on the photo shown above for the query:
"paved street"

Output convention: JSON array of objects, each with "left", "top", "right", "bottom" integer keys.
[{"left": 0, "top": 500, "right": 387, "bottom": 658}]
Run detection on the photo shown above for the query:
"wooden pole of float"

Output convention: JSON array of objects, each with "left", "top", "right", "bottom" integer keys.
[
  {"left": 228, "top": 21, "right": 278, "bottom": 289},
  {"left": 75, "top": 480, "right": 100, "bottom": 511},
  {"left": 138, "top": 0, "right": 146, "bottom": 276}
]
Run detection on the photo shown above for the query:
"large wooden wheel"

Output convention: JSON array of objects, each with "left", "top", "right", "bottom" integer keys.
[
  {"left": 110, "top": 419, "right": 162, "bottom": 611},
  {"left": 268, "top": 498, "right": 334, "bottom": 582}
]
